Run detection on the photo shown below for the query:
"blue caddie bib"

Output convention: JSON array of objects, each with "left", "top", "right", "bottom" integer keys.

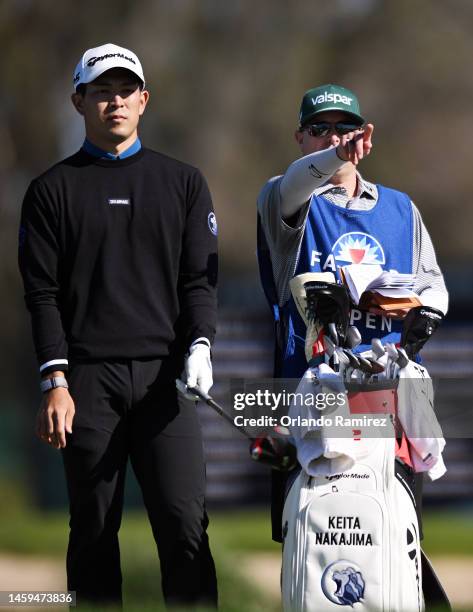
[{"left": 281, "top": 185, "right": 413, "bottom": 377}]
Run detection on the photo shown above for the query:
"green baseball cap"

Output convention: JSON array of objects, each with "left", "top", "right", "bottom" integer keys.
[{"left": 299, "top": 84, "right": 364, "bottom": 127}]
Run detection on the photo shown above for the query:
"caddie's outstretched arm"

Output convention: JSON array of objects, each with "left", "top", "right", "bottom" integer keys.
[{"left": 279, "top": 125, "right": 373, "bottom": 219}]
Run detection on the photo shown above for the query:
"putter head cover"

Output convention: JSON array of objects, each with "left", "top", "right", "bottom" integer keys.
[
  {"left": 304, "top": 281, "right": 351, "bottom": 346},
  {"left": 401, "top": 305, "right": 443, "bottom": 359}
]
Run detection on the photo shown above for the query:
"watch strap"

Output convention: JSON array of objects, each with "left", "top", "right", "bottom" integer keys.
[{"left": 40, "top": 377, "right": 69, "bottom": 393}]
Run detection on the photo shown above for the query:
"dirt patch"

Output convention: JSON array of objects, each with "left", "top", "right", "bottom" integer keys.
[
  {"left": 0, "top": 555, "right": 65, "bottom": 591},
  {"left": 0, "top": 555, "right": 66, "bottom": 611},
  {"left": 1, "top": 552, "right": 472, "bottom": 609},
  {"left": 431, "top": 557, "right": 473, "bottom": 608},
  {"left": 239, "top": 552, "right": 473, "bottom": 609}
]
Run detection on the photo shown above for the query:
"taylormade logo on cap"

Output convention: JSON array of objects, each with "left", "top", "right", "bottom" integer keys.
[
  {"left": 311, "top": 91, "right": 353, "bottom": 106},
  {"left": 73, "top": 43, "right": 145, "bottom": 90},
  {"left": 86, "top": 52, "right": 137, "bottom": 68}
]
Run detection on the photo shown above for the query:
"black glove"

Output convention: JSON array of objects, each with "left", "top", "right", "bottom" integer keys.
[{"left": 401, "top": 306, "right": 443, "bottom": 358}]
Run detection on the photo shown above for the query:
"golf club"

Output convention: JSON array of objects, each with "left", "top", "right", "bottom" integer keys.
[
  {"left": 371, "top": 338, "right": 386, "bottom": 360},
  {"left": 396, "top": 347, "right": 409, "bottom": 369},
  {"left": 385, "top": 343, "right": 399, "bottom": 378},
  {"left": 345, "top": 325, "right": 362, "bottom": 350},
  {"left": 175, "top": 379, "right": 297, "bottom": 471}
]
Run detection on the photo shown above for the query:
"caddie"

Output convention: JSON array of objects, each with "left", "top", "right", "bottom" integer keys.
[
  {"left": 257, "top": 83, "right": 448, "bottom": 540},
  {"left": 258, "top": 83, "right": 448, "bottom": 377},
  {"left": 18, "top": 43, "right": 218, "bottom": 608}
]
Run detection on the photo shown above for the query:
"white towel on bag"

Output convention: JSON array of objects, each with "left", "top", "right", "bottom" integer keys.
[
  {"left": 396, "top": 360, "right": 446, "bottom": 480},
  {"left": 288, "top": 364, "right": 382, "bottom": 476}
]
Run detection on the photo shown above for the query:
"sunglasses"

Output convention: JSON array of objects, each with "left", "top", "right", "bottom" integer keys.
[{"left": 303, "top": 122, "right": 364, "bottom": 137}]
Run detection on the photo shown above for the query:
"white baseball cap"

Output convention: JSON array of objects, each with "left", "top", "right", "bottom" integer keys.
[{"left": 73, "top": 43, "right": 145, "bottom": 90}]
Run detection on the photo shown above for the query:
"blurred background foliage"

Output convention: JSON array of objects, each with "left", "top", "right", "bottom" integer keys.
[
  {"left": 2, "top": 0, "right": 473, "bottom": 456},
  {"left": 1, "top": 0, "right": 472, "bottom": 485},
  {"left": 2, "top": 0, "right": 473, "bottom": 330},
  {"left": 2, "top": 0, "right": 473, "bottom": 383},
  {"left": 0, "top": 1, "right": 472, "bottom": 606},
  {"left": 2, "top": 0, "right": 473, "bottom": 271}
]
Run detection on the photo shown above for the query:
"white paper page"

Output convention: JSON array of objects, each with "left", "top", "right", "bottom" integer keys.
[
  {"left": 374, "top": 288, "right": 421, "bottom": 299},
  {"left": 343, "top": 264, "right": 383, "bottom": 302},
  {"left": 369, "top": 271, "right": 415, "bottom": 289}
]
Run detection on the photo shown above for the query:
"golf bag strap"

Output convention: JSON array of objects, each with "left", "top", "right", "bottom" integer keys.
[{"left": 421, "top": 549, "right": 452, "bottom": 610}]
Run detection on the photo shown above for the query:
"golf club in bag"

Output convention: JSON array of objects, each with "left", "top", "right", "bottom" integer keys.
[
  {"left": 304, "top": 279, "right": 391, "bottom": 378},
  {"left": 175, "top": 379, "right": 297, "bottom": 471},
  {"left": 304, "top": 279, "right": 351, "bottom": 348}
]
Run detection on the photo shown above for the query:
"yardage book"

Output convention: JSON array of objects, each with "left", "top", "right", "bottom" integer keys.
[{"left": 340, "top": 264, "right": 422, "bottom": 315}]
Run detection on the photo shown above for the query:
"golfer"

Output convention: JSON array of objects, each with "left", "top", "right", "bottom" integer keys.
[{"left": 19, "top": 43, "right": 218, "bottom": 608}]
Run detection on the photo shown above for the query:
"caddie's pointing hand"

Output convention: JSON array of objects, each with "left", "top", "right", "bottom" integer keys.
[{"left": 337, "top": 123, "right": 374, "bottom": 165}]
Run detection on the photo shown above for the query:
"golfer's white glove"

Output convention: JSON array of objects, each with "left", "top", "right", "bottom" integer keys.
[{"left": 185, "top": 341, "right": 213, "bottom": 395}]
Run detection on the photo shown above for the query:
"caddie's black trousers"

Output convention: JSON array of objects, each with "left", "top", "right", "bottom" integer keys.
[{"left": 61, "top": 357, "right": 217, "bottom": 608}]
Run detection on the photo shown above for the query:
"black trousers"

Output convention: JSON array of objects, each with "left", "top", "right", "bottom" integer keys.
[{"left": 62, "top": 357, "right": 218, "bottom": 608}]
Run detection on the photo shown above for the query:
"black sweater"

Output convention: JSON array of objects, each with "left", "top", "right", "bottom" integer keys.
[{"left": 19, "top": 147, "right": 218, "bottom": 372}]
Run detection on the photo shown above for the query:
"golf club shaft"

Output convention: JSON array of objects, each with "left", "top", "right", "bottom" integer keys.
[{"left": 186, "top": 385, "right": 252, "bottom": 438}]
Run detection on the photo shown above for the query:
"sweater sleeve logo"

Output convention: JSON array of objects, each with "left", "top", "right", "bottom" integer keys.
[{"left": 208, "top": 212, "right": 218, "bottom": 236}]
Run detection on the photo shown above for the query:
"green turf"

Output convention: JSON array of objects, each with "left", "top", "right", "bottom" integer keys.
[
  {"left": 0, "top": 507, "right": 471, "bottom": 611},
  {"left": 421, "top": 509, "right": 473, "bottom": 557},
  {"left": 1, "top": 508, "right": 471, "bottom": 557},
  {"left": 0, "top": 510, "right": 280, "bottom": 612}
]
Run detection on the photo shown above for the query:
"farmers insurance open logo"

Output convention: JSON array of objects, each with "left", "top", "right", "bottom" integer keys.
[{"left": 332, "top": 232, "right": 385, "bottom": 265}]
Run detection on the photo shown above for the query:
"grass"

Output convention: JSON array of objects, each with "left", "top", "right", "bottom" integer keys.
[
  {"left": 0, "top": 506, "right": 471, "bottom": 611},
  {"left": 421, "top": 508, "right": 473, "bottom": 557},
  {"left": 0, "top": 508, "right": 280, "bottom": 612}
]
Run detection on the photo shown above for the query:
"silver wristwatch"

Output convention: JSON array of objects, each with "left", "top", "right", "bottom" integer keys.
[{"left": 40, "top": 376, "right": 69, "bottom": 393}]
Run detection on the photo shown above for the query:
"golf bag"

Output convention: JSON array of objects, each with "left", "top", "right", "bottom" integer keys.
[
  {"left": 281, "top": 434, "right": 423, "bottom": 612},
  {"left": 256, "top": 215, "right": 450, "bottom": 610}
]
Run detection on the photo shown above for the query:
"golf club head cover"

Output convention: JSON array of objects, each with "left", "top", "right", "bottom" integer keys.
[
  {"left": 401, "top": 305, "right": 443, "bottom": 358},
  {"left": 304, "top": 281, "right": 351, "bottom": 345}
]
